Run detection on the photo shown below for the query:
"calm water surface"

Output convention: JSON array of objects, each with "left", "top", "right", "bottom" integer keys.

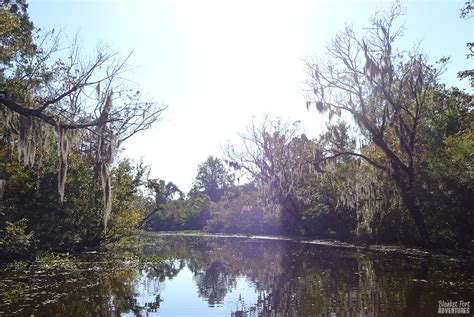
[{"left": 0, "top": 233, "right": 472, "bottom": 316}]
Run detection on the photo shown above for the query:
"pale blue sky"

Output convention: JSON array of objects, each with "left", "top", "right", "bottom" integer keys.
[{"left": 28, "top": 0, "right": 472, "bottom": 192}]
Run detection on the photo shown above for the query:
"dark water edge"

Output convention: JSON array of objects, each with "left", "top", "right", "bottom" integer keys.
[
  {"left": 146, "top": 230, "right": 474, "bottom": 260},
  {"left": 1, "top": 233, "right": 473, "bottom": 316}
]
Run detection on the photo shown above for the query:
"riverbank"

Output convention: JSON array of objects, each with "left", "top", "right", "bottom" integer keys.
[{"left": 142, "top": 230, "right": 474, "bottom": 263}]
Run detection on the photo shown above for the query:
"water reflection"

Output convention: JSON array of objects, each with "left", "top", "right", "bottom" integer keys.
[
  {"left": 0, "top": 234, "right": 472, "bottom": 316},
  {"left": 195, "top": 260, "right": 237, "bottom": 306}
]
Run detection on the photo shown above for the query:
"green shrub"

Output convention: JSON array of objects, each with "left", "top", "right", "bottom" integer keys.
[{"left": 0, "top": 219, "right": 35, "bottom": 258}]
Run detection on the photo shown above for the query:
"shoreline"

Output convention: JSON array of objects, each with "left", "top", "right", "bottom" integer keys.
[{"left": 141, "top": 230, "right": 474, "bottom": 262}]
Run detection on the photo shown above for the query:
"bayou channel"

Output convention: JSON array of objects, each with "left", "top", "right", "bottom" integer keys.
[{"left": 0, "top": 233, "right": 472, "bottom": 316}]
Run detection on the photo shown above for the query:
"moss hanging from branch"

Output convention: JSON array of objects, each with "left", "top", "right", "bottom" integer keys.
[
  {"left": 97, "top": 132, "right": 117, "bottom": 231},
  {"left": 57, "top": 126, "right": 68, "bottom": 202},
  {"left": 95, "top": 92, "right": 117, "bottom": 231},
  {"left": 7, "top": 113, "right": 54, "bottom": 169},
  {"left": 99, "top": 145, "right": 113, "bottom": 231},
  {"left": 17, "top": 116, "right": 38, "bottom": 167},
  {"left": 0, "top": 105, "right": 17, "bottom": 132},
  {"left": 56, "top": 126, "right": 79, "bottom": 202},
  {"left": 333, "top": 161, "right": 400, "bottom": 236}
]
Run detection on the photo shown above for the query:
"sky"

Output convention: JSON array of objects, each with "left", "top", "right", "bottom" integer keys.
[{"left": 28, "top": 0, "right": 472, "bottom": 193}]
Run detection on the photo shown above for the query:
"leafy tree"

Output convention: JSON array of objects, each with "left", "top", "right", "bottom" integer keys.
[
  {"left": 0, "top": 0, "right": 35, "bottom": 68},
  {"left": 140, "top": 179, "right": 184, "bottom": 229},
  {"left": 183, "top": 190, "right": 211, "bottom": 229},
  {"left": 106, "top": 159, "right": 150, "bottom": 241},
  {"left": 417, "top": 88, "right": 474, "bottom": 246},
  {"left": 193, "top": 156, "right": 234, "bottom": 202}
]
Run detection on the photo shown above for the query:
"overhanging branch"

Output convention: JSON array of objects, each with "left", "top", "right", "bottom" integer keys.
[{"left": 318, "top": 150, "right": 388, "bottom": 172}]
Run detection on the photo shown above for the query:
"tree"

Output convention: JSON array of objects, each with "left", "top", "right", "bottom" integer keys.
[
  {"left": 0, "top": 3, "right": 166, "bottom": 230},
  {"left": 193, "top": 156, "right": 234, "bottom": 202},
  {"left": 106, "top": 159, "right": 150, "bottom": 241},
  {"left": 139, "top": 179, "right": 183, "bottom": 228},
  {"left": 418, "top": 88, "right": 474, "bottom": 246},
  {"left": 305, "top": 2, "right": 441, "bottom": 246},
  {"left": 226, "top": 116, "right": 314, "bottom": 233},
  {"left": 0, "top": 0, "right": 35, "bottom": 68}
]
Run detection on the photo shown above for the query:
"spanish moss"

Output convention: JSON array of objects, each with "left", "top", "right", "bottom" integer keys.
[
  {"left": 18, "top": 116, "right": 38, "bottom": 167},
  {"left": 57, "top": 127, "right": 69, "bottom": 202},
  {"left": 96, "top": 93, "right": 117, "bottom": 230}
]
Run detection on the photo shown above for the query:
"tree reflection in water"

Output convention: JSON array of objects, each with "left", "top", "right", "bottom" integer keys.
[
  {"left": 140, "top": 235, "right": 473, "bottom": 316},
  {"left": 146, "top": 258, "right": 185, "bottom": 282},
  {"left": 195, "top": 260, "right": 237, "bottom": 306},
  {"left": 0, "top": 234, "right": 472, "bottom": 316}
]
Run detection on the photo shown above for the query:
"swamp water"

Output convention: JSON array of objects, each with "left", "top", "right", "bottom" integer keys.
[{"left": 0, "top": 233, "right": 472, "bottom": 316}]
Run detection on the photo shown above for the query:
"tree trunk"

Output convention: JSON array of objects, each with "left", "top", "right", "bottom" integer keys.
[
  {"left": 400, "top": 189, "right": 431, "bottom": 248},
  {"left": 373, "top": 138, "right": 431, "bottom": 247},
  {"left": 391, "top": 166, "right": 431, "bottom": 248},
  {"left": 279, "top": 193, "right": 312, "bottom": 235}
]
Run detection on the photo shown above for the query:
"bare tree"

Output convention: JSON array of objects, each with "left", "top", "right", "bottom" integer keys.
[
  {"left": 1, "top": 34, "right": 164, "bottom": 133},
  {"left": 305, "top": 2, "right": 442, "bottom": 246}
]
